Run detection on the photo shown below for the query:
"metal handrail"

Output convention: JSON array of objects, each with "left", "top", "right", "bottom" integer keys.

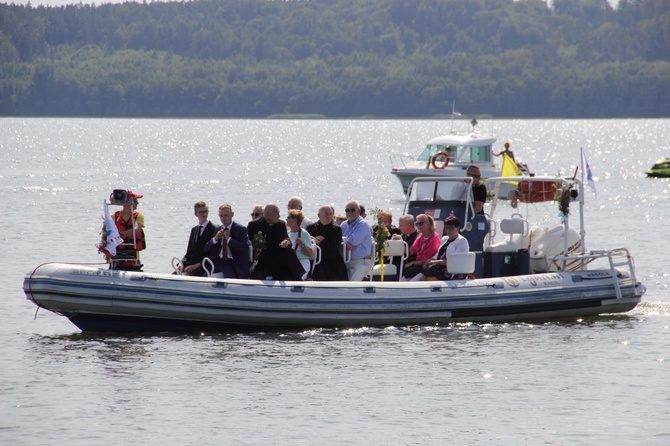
[
  {"left": 549, "top": 248, "right": 638, "bottom": 300},
  {"left": 171, "top": 256, "right": 183, "bottom": 275},
  {"left": 202, "top": 257, "right": 215, "bottom": 278}
]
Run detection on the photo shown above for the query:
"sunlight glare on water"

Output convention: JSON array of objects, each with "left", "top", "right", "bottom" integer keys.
[{"left": 1, "top": 118, "right": 669, "bottom": 445}]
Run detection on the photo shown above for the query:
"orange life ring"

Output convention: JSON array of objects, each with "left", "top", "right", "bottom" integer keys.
[
  {"left": 431, "top": 151, "right": 449, "bottom": 169},
  {"left": 518, "top": 180, "right": 557, "bottom": 203}
]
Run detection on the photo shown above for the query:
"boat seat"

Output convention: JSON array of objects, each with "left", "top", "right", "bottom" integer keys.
[
  {"left": 369, "top": 239, "right": 408, "bottom": 281},
  {"left": 447, "top": 252, "right": 476, "bottom": 275},
  {"left": 485, "top": 217, "right": 528, "bottom": 253},
  {"left": 434, "top": 220, "right": 445, "bottom": 238}
]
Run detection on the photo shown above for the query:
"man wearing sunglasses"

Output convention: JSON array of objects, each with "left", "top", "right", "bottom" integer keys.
[
  {"left": 466, "top": 165, "right": 487, "bottom": 215},
  {"left": 340, "top": 200, "right": 373, "bottom": 281},
  {"left": 178, "top": 201, "right": 216, "bottom": 276},
  {"left": 249, "top": 204, "right": 264, "bottom": 222}
]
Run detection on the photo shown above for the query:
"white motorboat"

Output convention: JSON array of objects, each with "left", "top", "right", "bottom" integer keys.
[
  {"left": 23, "top": 176, "right": 644, "bottom": 333},
  {"left": 390, "top": 119, "right": 529, "bottom": 194}
]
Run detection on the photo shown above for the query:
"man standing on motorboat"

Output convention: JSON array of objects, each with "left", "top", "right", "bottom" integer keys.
[
  {"left": 494, "top": 141, "right": 515, "bottom": 163},
  {"left": 467, "top": 165, "right": 487, "bottom": 215}
]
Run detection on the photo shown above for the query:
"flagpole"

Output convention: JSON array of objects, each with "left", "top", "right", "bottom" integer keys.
[{"left": 579, "top": 148, "right": 587, "bottom": 256}]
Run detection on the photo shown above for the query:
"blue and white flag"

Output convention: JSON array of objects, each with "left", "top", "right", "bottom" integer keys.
[
  {"left": 581, "top": 147, "right": 597, "bottom": 196},
  {"left": 103, "top": 199, "right": 124, "bottom": 256}
]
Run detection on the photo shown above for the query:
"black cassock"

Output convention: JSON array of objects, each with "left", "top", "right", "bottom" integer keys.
[{"left": 305, "top": 221, "right": 349, "bottom": 281}]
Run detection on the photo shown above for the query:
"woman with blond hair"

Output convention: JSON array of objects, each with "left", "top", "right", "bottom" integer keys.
[{"left": 401, "top": 214, "right": 440, "bottom": 281}]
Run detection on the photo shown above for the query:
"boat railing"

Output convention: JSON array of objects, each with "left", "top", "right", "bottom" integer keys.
[
  {"left": 309, "top": 241, "right": 322, "bottom": 276},
  {"left": 390, "top": 154, "right": 414, "bottom": 170},
  {"left": 202, "top": 257, "right": 215, "bottom": 277},
  {"left": 171, "top": 257, "right": 183, "bottom": 275},
  {"left": 549, "top": 248, "right": 639, "bottom": 300}
]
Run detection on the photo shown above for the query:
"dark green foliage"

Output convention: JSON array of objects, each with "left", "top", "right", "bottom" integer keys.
[{"left": 0, "top": 0, "right": 668, "bottom": 117}]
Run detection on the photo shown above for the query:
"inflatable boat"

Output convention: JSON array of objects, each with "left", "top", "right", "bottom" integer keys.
[{"left": 23, "top": 176, "right": 645, "bottom": 333}]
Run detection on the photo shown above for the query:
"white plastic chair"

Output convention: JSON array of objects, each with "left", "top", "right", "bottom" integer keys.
[
  {"left": 485, "top": 217, "right": 528, "bottom": 252},
  {"left": 434, "top": 219, "right": 445, "bottom": 238},
  {"left": 369, "top": 239, "right": 408, "bottom": 281},
  {"left": 446, "top": 252, "right": 476, "bottom": 275}
]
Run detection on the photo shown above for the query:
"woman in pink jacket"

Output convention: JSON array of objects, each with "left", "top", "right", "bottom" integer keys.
[{"left": 402, "top": 214, "right": 440, "bottom": 281}]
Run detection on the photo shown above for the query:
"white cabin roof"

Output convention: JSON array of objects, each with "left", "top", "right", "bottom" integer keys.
[{"left": 425, "top": 132, "right": 497, "bottom": 147}]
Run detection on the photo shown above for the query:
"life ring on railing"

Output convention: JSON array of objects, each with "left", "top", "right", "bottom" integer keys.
[
  {"left": 431, "top": 152, "right": 450, "bottom": 169},
  {"left": 518, "top": 180, "right": 557, "bottom": 203}
]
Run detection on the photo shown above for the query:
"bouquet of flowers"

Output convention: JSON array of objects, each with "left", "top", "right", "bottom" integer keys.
[
  {"left": 556, "top": 182, "right": 578, "bottom": 221},
  {"left": 252, "top": 232, "right": 267, "bottom": 251},
  {"left": 252, "top": 231, "right": 267, "bottom": 261},
  {"left": 372, "top": 207, "right": 390, "bottom": 280},
  {"left": 374, "top": 215, "right": 390, "bottom": 257}
]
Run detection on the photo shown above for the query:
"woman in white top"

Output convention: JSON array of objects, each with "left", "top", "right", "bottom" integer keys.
[
  {"left": 284, "top": 209, "right": 314, "bottom": 279},
  {"left": 422, "top": 215, "right": 470, "bottom": 281}
]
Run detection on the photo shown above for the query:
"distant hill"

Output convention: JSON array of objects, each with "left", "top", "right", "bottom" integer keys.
[{"left": 1, "top": 0, "right": 668, "bottom": 118}]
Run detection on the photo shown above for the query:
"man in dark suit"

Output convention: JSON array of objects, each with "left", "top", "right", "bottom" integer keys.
[
  {"left": 204, "top": 204, "right": 251, "bottom": 279},
  {"left": 248, "top": 203, "right": 304, "bottom": 280},
  {"left": 179, "top": 201, "right": 216, "bottom": 276}
]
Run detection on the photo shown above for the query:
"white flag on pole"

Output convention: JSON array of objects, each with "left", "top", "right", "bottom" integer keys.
[
  {"left": 103, "top": 199, "right": 124, "bottom": 256},
  {"left": 581, "top": 147, "right": 597, "bottom": 196}
]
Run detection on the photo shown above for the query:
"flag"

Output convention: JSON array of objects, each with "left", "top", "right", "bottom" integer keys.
[
  {"left": 451, "top": 100, "right": 461, "bottom": 116},
  {"left": 581, "top": 147, "right": 597, "bottom": 196},
  {"left": 103, "top": 199, "right": 124, "bottom": 256},
  {"left": 501, "top": 153, "right": 522, "bottom": 184}
]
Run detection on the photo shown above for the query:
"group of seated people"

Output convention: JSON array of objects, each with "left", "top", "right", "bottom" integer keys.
[{"left": 177, "top": 197, "right": 471, "bottom": 282}]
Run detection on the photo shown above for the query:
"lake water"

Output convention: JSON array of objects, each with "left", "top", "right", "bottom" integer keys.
[{"left": 1, "top": 118, "right": 669, "bottom": 445}]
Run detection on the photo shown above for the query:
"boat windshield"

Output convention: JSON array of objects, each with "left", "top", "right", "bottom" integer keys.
[
  {"left": 408, "top": 179, "right": 471, "bottom": 203},
  {"left": 404, "top": 177, "right": 489, "bottom": 251},
  {"left": 417, "top": 144, "right": 491, "bottom": 164}
]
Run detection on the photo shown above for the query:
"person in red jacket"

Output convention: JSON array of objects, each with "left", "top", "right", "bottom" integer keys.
[{"left": 112, "top": 190, "right": 146, "bottom": 271}]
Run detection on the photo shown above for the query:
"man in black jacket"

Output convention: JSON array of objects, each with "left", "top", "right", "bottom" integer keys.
[
  {"left": 248, "top": 203, "right": 304, "bottom": 280},
  {"left": 179, "top": 201, "right": 217, "bottom": 276}
]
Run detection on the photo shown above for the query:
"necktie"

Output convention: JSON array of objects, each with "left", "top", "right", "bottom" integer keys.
[{"left": 221, "top": 228, "right": 228, "bottom": 259}]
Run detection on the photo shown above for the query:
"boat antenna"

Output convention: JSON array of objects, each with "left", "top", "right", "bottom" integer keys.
[
  {"left": 110, "top": 135, "right": 128, "bottom": 188},
  {"left": 450, "top": 100, "right": 463, "bottom": 133}
]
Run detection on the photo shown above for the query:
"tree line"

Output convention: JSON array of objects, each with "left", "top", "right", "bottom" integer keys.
[{"left": 0, "top": 0, "right": 669, "bottom": 118}]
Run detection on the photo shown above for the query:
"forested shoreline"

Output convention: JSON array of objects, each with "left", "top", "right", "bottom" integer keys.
[{"left": 1, "top": 0, "right": 669, "bottom": 118}]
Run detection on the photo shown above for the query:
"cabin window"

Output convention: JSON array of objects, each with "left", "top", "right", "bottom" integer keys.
[
  {"left": 418, "top": 145, "right": 458, "bottom": 162},
  {"left": 455, "top": 145, "right": 491, "bottom": 163},
  {"left": 419, "top": 144, "right": 491, "bottom": 163}
]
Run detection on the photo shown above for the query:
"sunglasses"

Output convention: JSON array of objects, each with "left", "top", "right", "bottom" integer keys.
[
  {"left": 445, "top": 226, "right": 456, "bottom": 230},
  {"left": 196, "top": 210, "right": 209, "bottom": 214},
  {"left": 251, "top": 212, "right": 262, "bottom": 217},
  {"left": 345, "top": 208, "right": 358, "bottom": 213},
  {"left": 469, "top": 174, "right": 481, "bottom": 178},
  {"left": 415, "top": 221, "right": 426, "bottom": 226}
]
